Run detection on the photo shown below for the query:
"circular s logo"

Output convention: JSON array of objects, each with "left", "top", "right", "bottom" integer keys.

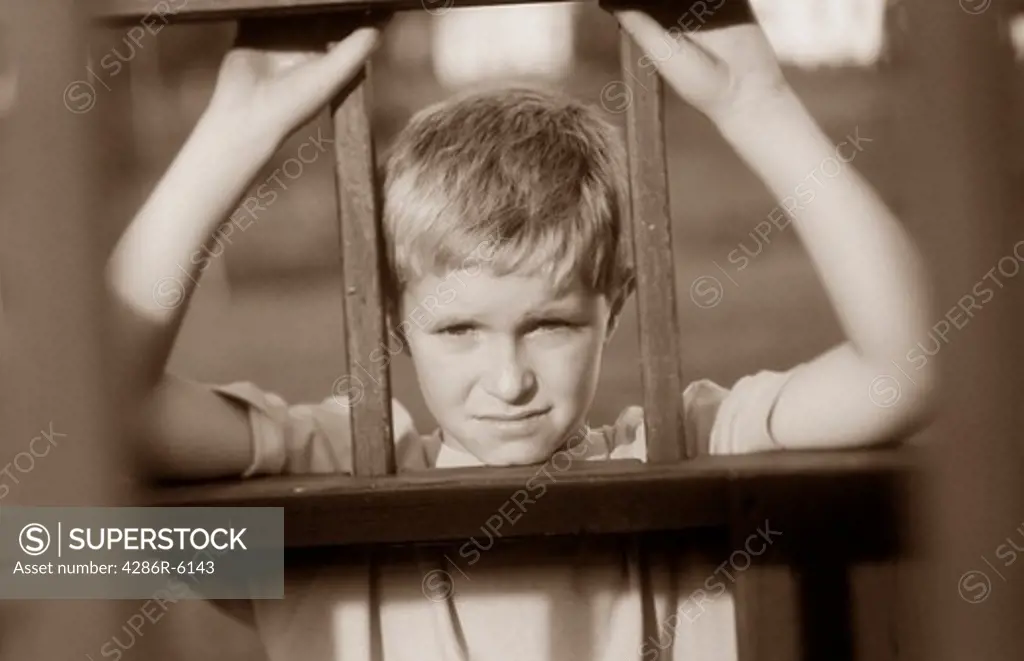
[
  {"left": 958, "top": 569, "right": 991, "bottom": 603},
  {"left": 868, "top": 375, "right": 901, "bottom": 408},
  {"left": 421, "top": 569, "right": 455, "bottom": 602},
  {"left": 19, "top": 523, "right": 51, "bottom": 556}
]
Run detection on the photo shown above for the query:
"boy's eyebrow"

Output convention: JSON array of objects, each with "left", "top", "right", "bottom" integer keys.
[
  {"left": 426, "top": 299, "right": 588, "bottom": 329},
  {"left": 425, "top": 312, "right": 471, "bottom": 328},
  {"left": 520, "top": 302, "right": 587, "bottom": 320}
]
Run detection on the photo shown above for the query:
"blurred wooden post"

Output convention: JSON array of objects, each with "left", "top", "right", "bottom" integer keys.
[
  {"left": 0, "top": 0, "right": 128, "bottom": 659},
  {"left": 900, "top": 1, "right": 1024, "bottom": 661}
]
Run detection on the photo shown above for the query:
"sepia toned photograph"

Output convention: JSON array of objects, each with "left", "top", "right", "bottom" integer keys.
[{"left": 0, "top": 0, "right": 1022, "bottom": 660}]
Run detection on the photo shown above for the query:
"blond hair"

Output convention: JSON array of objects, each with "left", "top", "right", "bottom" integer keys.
[{"left": 382, "top": 85, "right": 634, "bottom": 312}]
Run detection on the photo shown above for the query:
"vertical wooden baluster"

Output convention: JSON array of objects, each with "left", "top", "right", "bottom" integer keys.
[
  {"left": 620, "top": 29, "right": 686, "bottom": 464},
  {"left": 331, "top": 58, "right": 394, "bottom": 478},
  {"left": 0, "top": 0, "right": 128, "bottom": 657}
]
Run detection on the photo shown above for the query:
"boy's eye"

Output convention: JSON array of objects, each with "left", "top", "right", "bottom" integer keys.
[
  {"left": 435, "top": 320, "right": 581, "bottom": 335},
  {"left": 532, "top": 319, "right": 577, "bottom": 332},
  {"left": 438, "top": 324, "right": 475, "bottom": 336}
]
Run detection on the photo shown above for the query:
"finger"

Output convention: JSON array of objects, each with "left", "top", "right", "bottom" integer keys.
[
  {"left": 271, "top": 27, "right": 384, "bottom": 127},
  {"left": 615, "top": 10, "right": 721, "bottom": 80},
  {"left": 321, "top": 21, "right": 387, "bottom": 73},
  {"left": 675, "top": 32, "right": 723, "bottom": 73},
  {"left": 319, "top": 11, "right": 393, "bottom": 44},
  {"left": 614, "top": 9, "right": 665, "bottom": 45},
  {"left": 287, "top": 25, "right": 383, "bottom": 102}
]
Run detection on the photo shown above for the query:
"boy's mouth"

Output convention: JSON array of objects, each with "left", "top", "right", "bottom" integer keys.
[
  {"left": 476, "top": 408, "right": 549, "bottom": 422},
  {"left": 474, "top": 408, "right": 551, "bottom": 434}
]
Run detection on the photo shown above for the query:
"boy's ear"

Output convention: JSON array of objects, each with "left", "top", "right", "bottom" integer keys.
[{"left": 605, "top": 274, "right": 635, "bottom": 341}]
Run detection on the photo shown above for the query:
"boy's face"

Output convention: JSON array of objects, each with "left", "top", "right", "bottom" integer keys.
[{"left": 400, "top": 269, "right": 624, "bottom": 466}]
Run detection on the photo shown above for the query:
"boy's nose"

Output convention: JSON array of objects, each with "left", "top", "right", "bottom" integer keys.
[{"left": 481, "top": 343, "right": 536, "bottom": 403}]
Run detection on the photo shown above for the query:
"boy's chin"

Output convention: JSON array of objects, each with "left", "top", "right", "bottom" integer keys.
[{"left": 477, "top": 439, "right": 558, "bottom": 467}]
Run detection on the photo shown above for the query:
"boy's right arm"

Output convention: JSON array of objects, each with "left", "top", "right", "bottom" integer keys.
[{"left": 107, "top": 23, "right": 385, "bottom": 481}]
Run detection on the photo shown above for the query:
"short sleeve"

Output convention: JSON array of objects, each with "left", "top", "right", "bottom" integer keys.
[
  {"left": 210, "top": 382, "right": 418, "bottom": 477},
  {"left": 683, "top": 368, "right": 797, "bottom": 456}
]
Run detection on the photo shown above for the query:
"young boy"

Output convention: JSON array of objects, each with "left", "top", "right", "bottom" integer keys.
[{"left": 108, "top": 6, "right": 937, "bottom": 661}]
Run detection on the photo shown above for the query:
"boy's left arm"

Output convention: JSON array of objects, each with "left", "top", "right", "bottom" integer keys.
[{"left": 614, "top": 7, "right": 938, "bottom": 450}]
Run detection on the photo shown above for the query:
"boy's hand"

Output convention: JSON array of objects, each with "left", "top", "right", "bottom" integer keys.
[
  {"left": 205, "top": 15, "right": 389, "bottom": 155},
  {"left": 611, "top": 3, "right": 791, "bottom": 126}
]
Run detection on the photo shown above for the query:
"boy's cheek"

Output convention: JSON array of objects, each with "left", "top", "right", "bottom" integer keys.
[
  {"left": 413, "top": 354, "right": 475, "bottom": 413},
  {"left": 541, "top": 336, "right": 603, "bottom": 384}
]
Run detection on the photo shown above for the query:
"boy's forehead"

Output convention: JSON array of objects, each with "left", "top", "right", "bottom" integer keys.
[{"left": 404, "top": 270, "right": 595, "bottom": 315}]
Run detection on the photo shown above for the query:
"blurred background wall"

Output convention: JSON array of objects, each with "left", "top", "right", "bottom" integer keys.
[{"left": 85, "top": 2, "right": 1024, "bottom": 658}]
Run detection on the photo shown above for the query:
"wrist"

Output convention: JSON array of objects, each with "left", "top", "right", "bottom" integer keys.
[
  {"left": 193, "top": 107, "right": 281, "bottom": 165},
  {"left": 711, "top": 86, "right": 809, "bottom": 144}
]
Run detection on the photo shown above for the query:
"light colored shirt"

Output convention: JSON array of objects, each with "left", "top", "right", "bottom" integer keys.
[{"left": 214, "top": 368, "right": 795, "bottom": 661}]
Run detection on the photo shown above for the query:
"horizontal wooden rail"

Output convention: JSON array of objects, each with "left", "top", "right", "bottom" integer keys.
[
  {"left": 88, "top": 0, "right": 752, "bottom": 24},
  {"left": 90, "top": 0, "right": 568, "bottom": 22},
  {"left": 147, "top": 448, "right": 913, "bottom": 548}
]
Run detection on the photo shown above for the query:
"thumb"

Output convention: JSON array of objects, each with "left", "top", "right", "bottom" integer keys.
[
  {"left": 287, "top": 25, "right": 384, "bottom": 107},
  {"left": 319, "top": 13, "right": 392, "bottom": 81},
  {"left": 321, "top": 23, "right": 386, "bottom": 73}
]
